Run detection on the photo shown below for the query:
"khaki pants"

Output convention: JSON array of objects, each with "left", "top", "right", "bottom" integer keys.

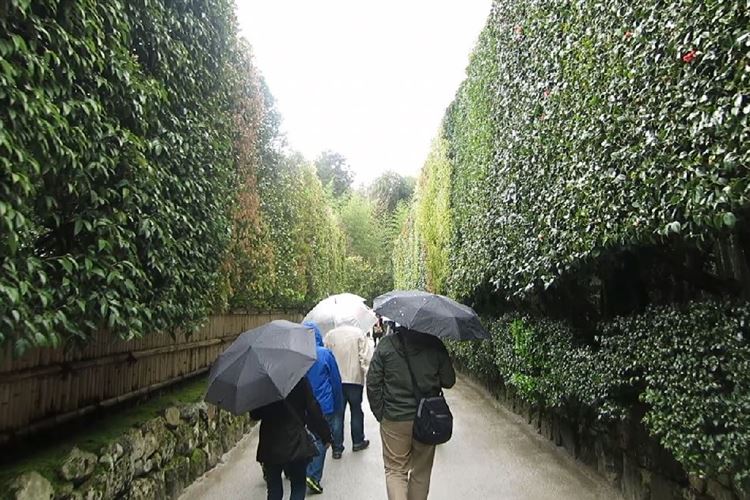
[{"left": 380, "top": 419, "right": 436, "bottom": 500}]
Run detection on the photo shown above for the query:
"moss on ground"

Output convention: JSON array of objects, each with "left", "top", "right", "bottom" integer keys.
[{"left": 0, "top": 376, "right": 207, "bottom": 493}]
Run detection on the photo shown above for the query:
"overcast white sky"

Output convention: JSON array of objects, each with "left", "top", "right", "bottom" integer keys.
[{"left": 235, "top": 1, "right": 492, "bottom": 186}]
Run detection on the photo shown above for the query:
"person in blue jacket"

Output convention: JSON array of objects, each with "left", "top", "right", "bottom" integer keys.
[{"left": 303, "top": 321, "right": 344, "bottom": 495}]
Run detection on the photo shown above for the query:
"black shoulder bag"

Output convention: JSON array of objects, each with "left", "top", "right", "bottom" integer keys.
[
  {"left": 398, "top": 333, "right": 453, "bottom": 445},
  {"left": 284, "top": 400, "right": 319, "bottom": 461}
]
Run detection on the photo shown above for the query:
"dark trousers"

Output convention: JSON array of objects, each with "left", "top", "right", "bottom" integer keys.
[
  {"left": 333, "top": 383, "right": 365, "bottom": 451},
  {"left": 265, "top": 460, "right": 307, "bottom": 500}
]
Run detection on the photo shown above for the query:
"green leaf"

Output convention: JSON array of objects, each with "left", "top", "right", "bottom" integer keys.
[{"left": 722, "top": 212, "right": 736, "bottom": 228}]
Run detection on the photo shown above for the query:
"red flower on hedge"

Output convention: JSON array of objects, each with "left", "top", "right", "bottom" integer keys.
[
  {"left": 543, "top": 89, "right": 551, "bottom": 98},
  {"left": 682, "top": 50, "right": 697, "bottom": 63},
  {"left": 624, "top": 31, "right": 633, "bottom": 39}
]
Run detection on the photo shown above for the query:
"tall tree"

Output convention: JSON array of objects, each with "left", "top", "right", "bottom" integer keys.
[
  {"left": 314, "top": 150, "right": 354, "bottom": 197},
  {"left": 369, "top": 171, "right": 416, "bottom": 214}
]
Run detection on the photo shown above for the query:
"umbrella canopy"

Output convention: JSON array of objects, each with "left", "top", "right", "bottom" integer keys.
[
  {"left": 205, "top": 320, "right": 316, "bottom": 415},
  {"left": 373, "top": 290, "right": 489, "bottom": 341},
  {"left": 329, "top": 292, "right": 366, "bottom": 303},
  {"left": 303, "top": 293, "right": 377, "bottom": 336}
]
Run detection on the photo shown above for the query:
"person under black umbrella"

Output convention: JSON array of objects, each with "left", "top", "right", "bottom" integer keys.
[
  {"left": 367, "top": 290, "right": 489, "bottom": 500},
  {"left": 250, "top": 378, "right": 332, "bottom": 500},
  {"left": 205, "top": 320, "right": 333, "bottom": 500}
]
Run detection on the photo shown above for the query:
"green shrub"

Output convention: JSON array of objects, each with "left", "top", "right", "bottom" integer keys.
[
  {"left": 254, "top": 153, "right": 346, "bottom": 309},
  {"left": 448, "top": 301, "right": 750, "bottom": 481}
]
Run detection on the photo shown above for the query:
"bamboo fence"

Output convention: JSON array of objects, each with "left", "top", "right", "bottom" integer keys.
[{"left": 0, "top": 312, "right": 301, "bottom": 443}]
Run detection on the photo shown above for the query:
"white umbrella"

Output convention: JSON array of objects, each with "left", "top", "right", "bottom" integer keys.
[
  {"left": 304, "top": 294, "right": 377, "bottom": 336},
  {"left": 325, "top": 292, "right": 365, "bottom": 304}
]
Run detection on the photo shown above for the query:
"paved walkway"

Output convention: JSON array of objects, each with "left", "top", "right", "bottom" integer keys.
[{"left": 180, "top": 375, "right": 620, "bottom": 500}]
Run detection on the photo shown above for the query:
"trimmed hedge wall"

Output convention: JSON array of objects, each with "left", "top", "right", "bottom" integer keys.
[
  {"left": 429, "top": 0, "right": 750, "bottom": 299},
  {"left": 0, "top": 1, "right": 349, "bottom": 353},
  {"left": 1, "top": 0, "right": 240, "bottom": 353},
  {"left": 394, "top": 0, "right": 750, "bottom": 489}
]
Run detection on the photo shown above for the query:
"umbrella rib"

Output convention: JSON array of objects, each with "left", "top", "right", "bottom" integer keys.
[{"left": 406, "top": 295, "right": 435, "bottom": 332}]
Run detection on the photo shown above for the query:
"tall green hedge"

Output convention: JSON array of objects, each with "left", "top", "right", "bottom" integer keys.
[
  {"left": 443, "top": 17, "right": 499, "bottom": 298},
  {"left": 440, "top": 0, "right": 749, "bottom": 299},
  {"left": 394, "top": 0, "right": 750, "bottom": 486},
  {"left": 392, "top": 203, "right": 426, "bottom": 291},
  {"left": 416, "top": 134, "right": 452, "bottom": 294},
  {"left": 255, "top": 153, "right": 345, "bottom": 309},
  {"left": 0, "top": 1, "right": 351, "bottom": 352},
  {"left": 1, "top": 0, "right": 239, "bottom": 352}
]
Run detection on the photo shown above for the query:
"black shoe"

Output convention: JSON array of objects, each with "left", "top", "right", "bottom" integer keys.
[
  {"left": 306, "top": 477, "right": 323, "bottom": 494},
  {"left": 332, "top": 450, "right": 343, "bottom": 459},
  {"left": 352, "top": 440, "right": 370, "bottom": 452}
]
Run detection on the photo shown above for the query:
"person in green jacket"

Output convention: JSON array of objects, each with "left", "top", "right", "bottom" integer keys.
[{"left": 366, "top": 326, "right": 456, "bottom": 500}]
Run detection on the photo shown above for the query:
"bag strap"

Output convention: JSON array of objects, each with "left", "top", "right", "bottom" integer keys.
[{"left": 397, "top": 332, "right": 423, "bottom": 401}]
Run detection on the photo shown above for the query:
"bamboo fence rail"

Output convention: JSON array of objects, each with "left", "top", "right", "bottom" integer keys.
[{"left": 0, "top": 312, "right": 301, "bottom": 442}]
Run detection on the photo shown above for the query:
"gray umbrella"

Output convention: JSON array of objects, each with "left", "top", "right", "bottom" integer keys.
[
  {"left": 373, "top": 290, "right": 489, "bottom": 341},
  {"left": 205, "top": 320, "right": 316, "bottom": 415}
]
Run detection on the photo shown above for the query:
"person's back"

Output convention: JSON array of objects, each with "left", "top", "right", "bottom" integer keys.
[
  {"left": 304, "top": 322, "right": 343, "bottom": 416},
  {"left": 325, "top": 324, "right": 372, "bottom": 457},
  {"left": 367, "top": 329, "right": 455, "bottom": 422},
  {"left": 366, "top": 328, "right": 455, "bottom": 500},
  {"left": 325, "top": 325, "right": 370, "bottom": 385},
  {"left": 250, "top": 378, "right": 332, "bottom": 500}
]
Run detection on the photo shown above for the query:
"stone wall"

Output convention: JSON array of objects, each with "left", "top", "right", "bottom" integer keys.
[
  {"left": 7, "top": 403, "right": 253, "bottom": 500},
  {"left": 475, "top": 377, "right": 749, "bottom": 500}
]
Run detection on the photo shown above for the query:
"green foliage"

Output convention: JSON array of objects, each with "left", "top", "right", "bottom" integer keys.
[
  {"left": 314, "top": 150, "right": 353, "bottom": 198},
  {"left": 297, "top": 166, "right": 346, "bottom": 305},
  {"left": 392, "top": 203, "right": 427, "bottom": 290},
  {"left": 448, "top": 301, "right": 750, "bottom": 482},
  {"left": 253, "top": 153, "right": 345, "bottom": 309},
  {"left": 219, "top": 44, "right": 276, "bottom": 311},
  {"left": 598, "top": 303, "right": 750, "bottom": 480},
  {"left": 443, "top": 16, "right": 500, "bottom": 298},
  {"left": 336, "top": 193, "right": 392, "bottom": 300},
  {"left": 220, "top": 62, "right": 347, "bottom": 312},
  {"left": 415, "top": 134, "right": 453, "bottom": 293},
  {"left": 1, "top": 0, "right": 239, "bottom": 351},
  {"left": 369, "top": 171, "right": 415, "bottom": 215},
  {"left": 340, "top": 255, "right": 379, "bottom": 300},
  {"left": 443, "top": 0, "right": 750, "bottom": 299},
  {"left": 338, "top": 194, "right": 383, "bottom": 265},
  {"left": 0, "top": 0, "right": 352, "bottom": 347},
  {"left": 396, "top": 0, "right": 750, "bottom": 486}
]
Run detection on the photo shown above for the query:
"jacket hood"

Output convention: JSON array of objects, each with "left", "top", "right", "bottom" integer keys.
[{"left": 303, "top": 321, "right": 324, "bottom": 347}]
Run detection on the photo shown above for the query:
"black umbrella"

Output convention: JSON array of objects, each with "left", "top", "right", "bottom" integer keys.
[
  {"left": 373, "top": 290, "right": 489, "bottom": 341},
  {"left": 205, "top": 320, "right": 316, "bottom": 415}
]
